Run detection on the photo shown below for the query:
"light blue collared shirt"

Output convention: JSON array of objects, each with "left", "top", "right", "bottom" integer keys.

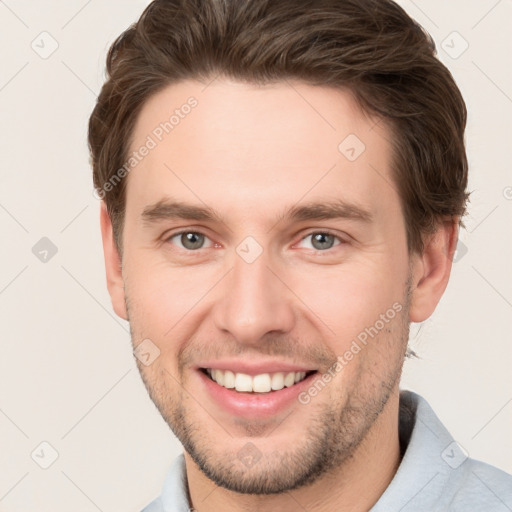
[{"left": 141, "top": 391, "right": 512, "bottom": 511}]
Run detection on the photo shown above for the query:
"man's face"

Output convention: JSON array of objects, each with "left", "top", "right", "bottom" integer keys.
[{"left": 118, "top": 79, "right": 413, "bottom": 493}]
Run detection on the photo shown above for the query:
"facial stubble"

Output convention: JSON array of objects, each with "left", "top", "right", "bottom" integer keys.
[{"left": 127, "top": 282, "right": 411, "bottom": 495}]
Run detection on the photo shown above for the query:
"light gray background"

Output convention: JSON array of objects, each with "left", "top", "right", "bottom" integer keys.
[{"left": 0, "top": 1, "right": 511, "bottom": 510}]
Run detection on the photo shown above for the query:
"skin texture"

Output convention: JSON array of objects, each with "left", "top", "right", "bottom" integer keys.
[{"left": 100, "top": 79, "right": 458, "bottom": 512}]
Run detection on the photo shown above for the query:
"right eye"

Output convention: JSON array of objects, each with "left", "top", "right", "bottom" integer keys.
[{"left": 165, "top": 231, "right": 214, "bottom": 251}]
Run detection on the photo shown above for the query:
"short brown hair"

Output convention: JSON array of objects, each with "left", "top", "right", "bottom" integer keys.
[{"left": 88, "top": 0, "right": 469, "bottom": 255}]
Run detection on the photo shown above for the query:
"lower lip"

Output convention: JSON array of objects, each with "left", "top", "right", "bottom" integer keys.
[{"left": 197, "top": 370, "right": 318, "bottom": 419}]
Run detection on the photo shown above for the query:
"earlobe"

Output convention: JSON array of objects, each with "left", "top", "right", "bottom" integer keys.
[
  {"left": 409, "top": 220, "right": 459, "bottom": 323},
  {"left": 99, "top": 202, "right": 128, "bottom": 320}
]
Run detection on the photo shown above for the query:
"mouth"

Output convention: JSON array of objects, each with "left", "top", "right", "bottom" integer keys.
[
  {"left": 200, "top": 368, "right": 318, "bottom": 393},
  {"left": 197, "top": 364, "right": 320, "bottom": 419}
]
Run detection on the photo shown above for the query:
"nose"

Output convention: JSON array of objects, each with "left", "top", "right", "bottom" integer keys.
[{"left": 212, "top": 249, "right": 295, "bottom": 346}]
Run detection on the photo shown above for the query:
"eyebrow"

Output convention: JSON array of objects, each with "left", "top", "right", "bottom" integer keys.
[
  {"left": 141, "top": 199, "right": 225, "bottom": 226},
  {"left": 141, "top": 197, "right": 373, "bottom": 228},
  {"left": 279, "top": 199, "right": 372, "bottom": 224}
]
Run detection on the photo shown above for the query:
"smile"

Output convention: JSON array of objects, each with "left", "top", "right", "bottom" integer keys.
[{"left": 201, "top": 368, "right": 316, "bottom": 393}]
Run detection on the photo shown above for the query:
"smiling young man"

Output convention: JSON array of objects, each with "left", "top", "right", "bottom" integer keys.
[{"left": 88, "top": 1, "right": 512, "bottom": 511}]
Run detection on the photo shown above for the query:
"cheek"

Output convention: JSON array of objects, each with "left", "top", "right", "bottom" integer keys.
[
  {"left": 287, "top": 263, "right": 404, "bottom": 340},
  {"left": 126, "top": 258, "right": 214, "bottom": 328}
]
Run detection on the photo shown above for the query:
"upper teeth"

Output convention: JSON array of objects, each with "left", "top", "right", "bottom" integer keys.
[{"left": 206, "top": 369, "right": 308, "bottom": 393}]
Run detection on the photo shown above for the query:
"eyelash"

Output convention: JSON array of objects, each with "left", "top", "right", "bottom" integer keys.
[
  {"left": 297, "top": 230, "right": 345, "bottom": 251},
  {"left": 164, "top": 229, "right": 345, "bottom": 252}
]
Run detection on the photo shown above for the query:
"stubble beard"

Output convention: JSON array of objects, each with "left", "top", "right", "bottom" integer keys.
[{"left": 128, "top": 288, "right": 411, "bottom": 495}]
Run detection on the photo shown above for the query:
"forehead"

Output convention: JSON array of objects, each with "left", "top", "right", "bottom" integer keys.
[{"left": 126, "top": 79, "right": 400, "bottom": 224}]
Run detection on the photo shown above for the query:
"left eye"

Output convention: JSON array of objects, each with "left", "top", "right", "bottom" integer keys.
[
  {"left": 167, "top": 231, "right": 213, "bottom": 251},
  {"left": 297, "top": 232, "right": 342, "bottom": 251}
]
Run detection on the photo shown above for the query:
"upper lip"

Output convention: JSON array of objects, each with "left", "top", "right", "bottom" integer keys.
[{"left": 196, "top": 359, "right": 317, "bottom": 376}]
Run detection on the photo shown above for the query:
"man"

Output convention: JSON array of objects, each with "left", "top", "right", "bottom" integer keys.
[{"left": 88, "top": 0, "right": 512, "bottom": 510}]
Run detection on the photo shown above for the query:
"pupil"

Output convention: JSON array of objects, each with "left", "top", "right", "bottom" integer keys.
[{"left": 312, "top": 233, "right": 334, "bottom": 250}]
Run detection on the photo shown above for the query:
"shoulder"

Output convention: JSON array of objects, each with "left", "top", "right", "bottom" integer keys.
[
  {"left": 372, "top": 391, "right": 512, "bottom": 511},
  {"left": 140, "top": 497, "right": 165, "bottom": 512},
  {"left": 139, "top": 453, "right": 191, "bottom": 512},
  {"left": 444, "top": 457, "right": 512, "bottom": 511}
]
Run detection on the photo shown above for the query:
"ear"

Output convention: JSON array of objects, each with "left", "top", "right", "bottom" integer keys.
[
  {"left": 99, "top": 202, "right": 128, "bottom": 320},
  {"left": 409, "top": 219, "right": 459, "bottom": 323}
]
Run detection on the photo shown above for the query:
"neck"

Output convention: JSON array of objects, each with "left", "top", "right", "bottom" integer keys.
[{"left": 185, "top": 390, "right": 402, "bottom": 512}]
